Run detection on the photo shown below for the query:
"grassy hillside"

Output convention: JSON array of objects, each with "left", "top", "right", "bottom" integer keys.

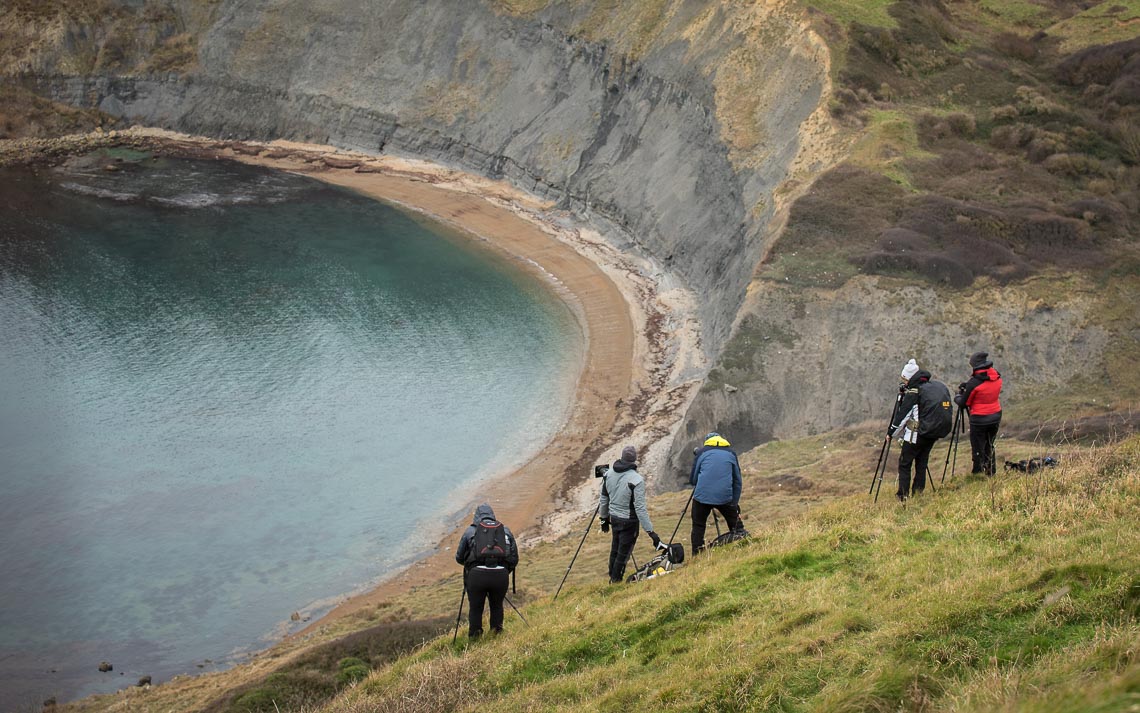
[
  {"left": 301, "top": 435, "right": 1140, "bottom": 712},
  {"left": 66, "top": 430, "right": 1138, "bottom": 713}
]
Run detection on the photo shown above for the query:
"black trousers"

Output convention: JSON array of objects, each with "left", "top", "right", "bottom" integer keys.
[
  {"left": 898, "top": 435, "right": 938, "bottom": 497},
  {"left": 691, "top": 500, "right": 741, "bottom": 554},
  {"left": 970, "top": 417, "right": 1001, "bottom": 475},
  {"left": 608, "top": 516, "right": 639, "bottom": 583},
  {"left": 466, "top": 566, "right": 509, "bottom": 637}
]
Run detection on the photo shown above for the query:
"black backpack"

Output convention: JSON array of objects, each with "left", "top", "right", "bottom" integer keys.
[
  {"left": 466, "top": 520, "right": 508, "bottom": 567},
  {"left": 917, "top": 380, "right": 953, "bottom": 439}
]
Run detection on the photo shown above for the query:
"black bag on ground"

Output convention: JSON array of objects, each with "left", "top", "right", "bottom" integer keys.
[
  {"left": 709, "top": 527, "right": 750, "bottom": 548},
  {"left": 917, "top": 380, "right": 953, "bottom": 439},
  {"left": 466, "top": 520, "right": 508, "bottom": 567}
]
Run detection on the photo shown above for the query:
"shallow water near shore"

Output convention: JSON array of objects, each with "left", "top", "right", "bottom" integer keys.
[{"left": 0, "top": 152, "right": 582, "bottom": 705}]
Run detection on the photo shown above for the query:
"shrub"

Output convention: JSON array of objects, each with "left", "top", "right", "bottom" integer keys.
[
  {"left": 1113, "top": 119, "right": 1140, "bottom": 164},
  {"left": 993, "top": 32, "right": 1038, "bottom": 62},
  {"left": 946, "top": 112, "right": 976, "bottom": 137},
  {"left": 991, "top": 123, "right": 1037, "bottom": 150}
]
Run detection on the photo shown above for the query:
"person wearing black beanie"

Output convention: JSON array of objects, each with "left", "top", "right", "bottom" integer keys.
[{"left": 954, "top": 351, "right": 1003, "bottom": 475}]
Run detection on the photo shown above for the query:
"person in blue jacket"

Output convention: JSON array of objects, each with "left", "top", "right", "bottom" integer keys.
[{"left": 689, "top": 432, "right": 743, "bottom": 554}]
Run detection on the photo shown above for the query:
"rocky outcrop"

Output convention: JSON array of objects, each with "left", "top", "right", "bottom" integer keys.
[
  {"left": 666, "top": 274, "right": 1119, "bottom": 476},
  {"left": 7, "top": 0, "right": 832, "bottom": 362}
]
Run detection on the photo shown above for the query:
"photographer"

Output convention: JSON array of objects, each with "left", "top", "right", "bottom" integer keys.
[
  {"left": 689, "top": 433, "right": 743, "bottom": 554},
  {"left": 889, "top": 360, "right": 953, "bottom": 501},
  {"left": 599, "top": 445, "right": 659, "bottom": 583},
  {"left": 954, "top": 351, "right": 1003, "bottom": 476}
]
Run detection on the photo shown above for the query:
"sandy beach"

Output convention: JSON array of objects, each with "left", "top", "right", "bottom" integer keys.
[
  {"left": 0, "top": 127, "right": 706, "bottom": 648},
  {"left": 211, "top": 137, "right": 707, "bottom": 633}
]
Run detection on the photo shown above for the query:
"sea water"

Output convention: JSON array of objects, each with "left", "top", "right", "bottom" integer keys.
[{"left": 0, "top": 152, "right": 582, "bottom": 705}]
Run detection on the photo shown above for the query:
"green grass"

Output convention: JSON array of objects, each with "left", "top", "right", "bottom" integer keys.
[
  {"left": 1048, "top": 0, "right": 1140, "bottom": 53},
  {"left": 802, "top": 0, "right": 898, "bottom": 28},
  {"left": 316, "top": 436, "right": 1140, "bottom": 713}
]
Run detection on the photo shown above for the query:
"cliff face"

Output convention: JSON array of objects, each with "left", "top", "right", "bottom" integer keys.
[{"left": 7, "top": 0, "right": 832, "bottom": 362}]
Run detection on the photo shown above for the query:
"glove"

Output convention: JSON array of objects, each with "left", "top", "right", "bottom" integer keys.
[
  {"left": 886, "top": 426, "right": 895, "bottom": 439},
  {"left": 648, "top": 531, "right": 661, "bottom": 547},
  {"left": 600, "top": 518, "right": 610, "bottom": 533}
]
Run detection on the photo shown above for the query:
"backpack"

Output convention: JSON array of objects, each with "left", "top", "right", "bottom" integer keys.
[
  {"left": 709, "top": 526, "right": 750, "bottom": 549},
  {"left": 917, "top": 380, "right": 953, "bottom": 439},
  {"left": 466, "top": 520, "right": 508, "bottom": 567}
]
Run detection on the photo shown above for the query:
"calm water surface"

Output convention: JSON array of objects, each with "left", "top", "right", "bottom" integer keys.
[{"left": 0, "top": 151, "right": 582, "bottom": 705}]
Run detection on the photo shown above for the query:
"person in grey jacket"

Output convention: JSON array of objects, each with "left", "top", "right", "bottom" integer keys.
[{"left": 599, "top": 445, "right": 660, "bottom": 583}]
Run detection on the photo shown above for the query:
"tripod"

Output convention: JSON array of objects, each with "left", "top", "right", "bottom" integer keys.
[
  {"left": 870, "top": 391, "right": 903, "bottom": 502},
  {"left": 553, "top": 506, "right": 598, "bottom": 601},
  {"left": 940, "top": 406, "right": 967, "bottom": 483}
]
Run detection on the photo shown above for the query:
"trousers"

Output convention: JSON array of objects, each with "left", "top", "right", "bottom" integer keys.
[{"left": 466, "top": 566, "right": 509, "bottom": 637}]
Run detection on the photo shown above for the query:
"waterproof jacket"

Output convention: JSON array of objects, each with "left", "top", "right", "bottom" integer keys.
[
  {"left": 599, "top": 460, "right": 654, "bottom": 532},
  {"left": 689, "top": 445, "right": 742, "bottom": 506},
  {"left": 890, "top": 370, "right": 951, "bottom": 443},
  {"left": 455, "top": 503, "right": 519, "bottom": 571},
  {"left": 955, "top": 366, "right": 1002, "bottom": 418}
]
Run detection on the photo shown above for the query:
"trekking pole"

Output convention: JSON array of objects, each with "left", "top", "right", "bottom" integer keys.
[
  {"left": 504, "top": 596, "right": 529, "bottom": 626},
  {"left": 553, "top": 506, "right": 598, "bottom": 601},
  {"left": 451, "top": 576, "right": 467, "bottom": 643},
  {"left": 667, "top": 488, "right": 696, "bottom": 546},
  {"left": 940, "top": 406, "right": 963, "bottom": 483},
  {"left": 926, "top": 466, "right": 936, "bottom": 493}
]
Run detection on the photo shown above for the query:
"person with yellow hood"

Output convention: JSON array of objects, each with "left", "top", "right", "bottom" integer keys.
[{"left": 688, "top": 432, "right": 743, "bottom": 554}]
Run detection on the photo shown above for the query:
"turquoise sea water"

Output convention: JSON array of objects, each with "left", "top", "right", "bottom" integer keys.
[{"left": 0, "top": 152, "right": 582, "bottom": 705}]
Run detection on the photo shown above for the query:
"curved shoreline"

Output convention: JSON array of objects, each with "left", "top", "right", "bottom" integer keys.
[
  {"left": 231, "top": 144, "right": 640, "bottom": 631},
  {"left": 206, "top": 136, "right": 708, "bottom": 634},
  {"left": 0, "top": 128, "right": 707, "bottom": 687}
]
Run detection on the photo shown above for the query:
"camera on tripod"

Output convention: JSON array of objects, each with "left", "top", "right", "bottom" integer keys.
[{"left": 593, "top": 464, "right": 608, "bottom": 478}]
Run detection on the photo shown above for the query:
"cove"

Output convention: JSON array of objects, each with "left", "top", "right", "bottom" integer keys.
[{"left": 0, "top": 151, "right": 583, "bottom": 705}]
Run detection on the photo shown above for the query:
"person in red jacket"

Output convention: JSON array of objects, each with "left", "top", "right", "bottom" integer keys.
[{"left": 954, "top": 351, "right": 1003, "bottom": 475}]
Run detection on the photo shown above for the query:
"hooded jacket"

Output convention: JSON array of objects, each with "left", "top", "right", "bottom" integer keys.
[
  {"left": 455, "top": 503, "right": 519, "bottom": 571},
  {"left": 689, "top": 445, "right": 742, "bottom": 506},
  {"left": 599, "top": 459, "right": 654, "bottom": 532},
  {"left": 955, "top": 366, "right": 1003, "bottom": 419}
]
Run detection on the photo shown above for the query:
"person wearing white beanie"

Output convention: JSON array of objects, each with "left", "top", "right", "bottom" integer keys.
[{"left": 888, "top": 359, "right": 953, "bottom": 501}]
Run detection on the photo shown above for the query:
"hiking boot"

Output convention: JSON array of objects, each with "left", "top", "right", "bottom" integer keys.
[
  {"left": 896, "top": 493, "right": 907, "bottom": 503},
  {"left": 468, "top": 629, "right": 483, "bottom": 640}
]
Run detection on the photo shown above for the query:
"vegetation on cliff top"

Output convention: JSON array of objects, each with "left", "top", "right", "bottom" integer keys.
[{"left": 767, "top": 0, "right": 1140, "bottom": 291}]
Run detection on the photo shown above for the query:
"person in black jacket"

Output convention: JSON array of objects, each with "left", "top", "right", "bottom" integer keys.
[
  {"left": 888, "top": 359, "right": 953, "bottom": 501},
  {"left": 455, "top": 503, "right": 519, "bottom": 638}
]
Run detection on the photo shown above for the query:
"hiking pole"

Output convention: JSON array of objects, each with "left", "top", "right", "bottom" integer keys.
[
  {"left": 553, "top": 506, "right": 598, "bottom": 601},
  {"left": 926, "top": 466, "right": 936, "bottom": 493},
  {"left": 452, "top": 576, "right": 467, "bottom": 643},
  {"left": 504, "top": 596, "right": 529, "bottom": 626}
]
